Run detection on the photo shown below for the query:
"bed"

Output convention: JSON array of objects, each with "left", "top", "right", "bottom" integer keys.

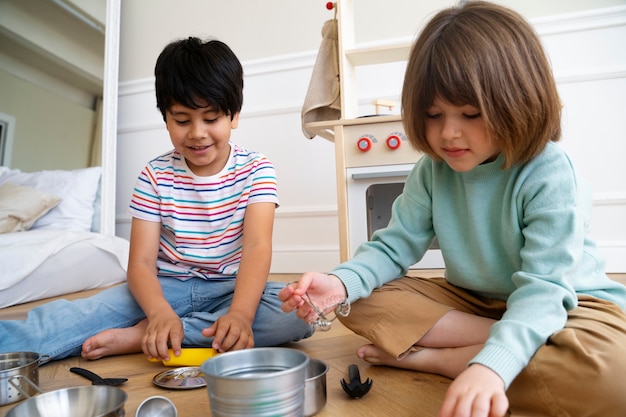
[{"left": 0, "top": 166, "right": 129, "bottom": 309}]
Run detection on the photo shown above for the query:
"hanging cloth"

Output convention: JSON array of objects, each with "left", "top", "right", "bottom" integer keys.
[{"left": 301, "top": 18, "right": 341, "bottom": 139}]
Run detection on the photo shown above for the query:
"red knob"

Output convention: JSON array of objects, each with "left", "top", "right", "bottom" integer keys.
[
  {"left": 326, "top": 2, "right": 335, "bottom": 10},
  {"left": 357, "top": 137, "right": 373, "bottom": 152},
  {"left": 386, "top": 134, "right": 401, "bottom": 150}
]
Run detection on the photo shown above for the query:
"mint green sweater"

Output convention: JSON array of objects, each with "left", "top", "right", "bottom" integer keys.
[{"left": 332, "top": 142, "right": 626, "bottom": 388}]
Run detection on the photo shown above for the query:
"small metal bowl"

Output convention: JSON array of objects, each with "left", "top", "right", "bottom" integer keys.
[{"left": 304, "top": 359, "right": 328, "bottom": 417}]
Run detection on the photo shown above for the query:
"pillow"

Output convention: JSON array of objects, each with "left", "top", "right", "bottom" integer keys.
[
  {"left": 0, "top": 183, "right": 61, "bottom": 233},
  {"left": 0, "top": 167, "right": 101, "bottom": 232}
]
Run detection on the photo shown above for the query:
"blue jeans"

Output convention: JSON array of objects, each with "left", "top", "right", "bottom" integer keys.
[{"left": 0, "top": 279, "right": 313, "bottom": 360}]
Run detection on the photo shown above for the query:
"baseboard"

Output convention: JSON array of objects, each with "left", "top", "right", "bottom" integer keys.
[{"left": 271, "top": 246, "right": 340, "bottom": 274}]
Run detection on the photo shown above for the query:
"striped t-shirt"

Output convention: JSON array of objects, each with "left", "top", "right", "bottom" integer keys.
[{"left": 128, "top": 143, "right": 279, "bottom": 280}]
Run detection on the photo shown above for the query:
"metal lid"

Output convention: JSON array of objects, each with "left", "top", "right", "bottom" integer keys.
[{"left": 152, "top": 366, "right": 207, "bottom": 390}]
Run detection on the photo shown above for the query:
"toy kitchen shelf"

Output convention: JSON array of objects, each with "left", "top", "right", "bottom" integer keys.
[{"left": 305, "top": 1, "right": 430, "bottom": 263}]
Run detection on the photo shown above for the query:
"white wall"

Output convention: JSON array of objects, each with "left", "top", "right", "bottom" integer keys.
[
  {"left": 116, "top": 1, "right": 626, "bottom": 273},
  {"left": 116, "top": 0, "right": 626, "bottom": 83},
  {"left": 0, "top": 69, "right": 95, "bottom": 171}
]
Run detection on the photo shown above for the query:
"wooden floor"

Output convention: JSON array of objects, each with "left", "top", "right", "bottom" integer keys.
[{"left": 1, "top": 271, "right": 625, "bottom": 417}]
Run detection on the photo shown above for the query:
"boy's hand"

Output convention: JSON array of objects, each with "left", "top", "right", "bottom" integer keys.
[
  {"left": 202, "top": 312, "right": 254, "bottom": 352},
  {"left": 142, "top": 310, "right": 184, "bottom": 361},
  {"left": 438, "top": 364, "right": 509, "bottom": 417}
]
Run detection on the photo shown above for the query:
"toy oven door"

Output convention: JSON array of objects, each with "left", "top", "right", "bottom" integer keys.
[{"left": 345, "top": 164, "right": 444, "bottom": 269}]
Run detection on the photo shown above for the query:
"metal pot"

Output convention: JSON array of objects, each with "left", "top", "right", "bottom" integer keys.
[
  {"left": 304, "top": 359, "right": 328, "bottom": 417},
  {"left": 6, "top": 385, "right": 127, "bottom": 417},
  {"left": 201, "top": 347, "right": 309, "bottom": 417},
  {"left": 0, "top": 352, "right": 48, "bottom": 406}
]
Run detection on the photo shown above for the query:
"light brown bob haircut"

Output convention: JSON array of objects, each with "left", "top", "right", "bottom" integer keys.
[{"left": 402, "top": 1, "right": 562, "bottom": 169}]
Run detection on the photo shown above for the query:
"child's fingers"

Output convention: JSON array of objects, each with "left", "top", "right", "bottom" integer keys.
[
  {"left": 201, "top": 323, "right": 216, "bottom": 338},
  {"left": 279, "top": 284, "right": 306, "bottom": 312},
  {"left": 168, "top": 335, "right": 183, "bottom": 357},
  {"left": 278, "top": 282, "right": 297, "bottom": 301},
  {"left": 210, "top": 321, "right": 231, "bottom": 352}
]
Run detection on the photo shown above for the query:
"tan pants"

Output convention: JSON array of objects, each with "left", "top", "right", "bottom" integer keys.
[{"left": 338, "top": 276, "right": 626, "bottom": 417}]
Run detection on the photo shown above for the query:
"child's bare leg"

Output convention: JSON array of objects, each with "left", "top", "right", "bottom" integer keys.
[
  {"left": 419, "top": 309, "right": 495, "bottom": 348},
  {"left": 357, "top": 310, "right": 495, "bottom": 378},
  {"left": 81, "top": 319, "right": 148, "bottom": 360}
]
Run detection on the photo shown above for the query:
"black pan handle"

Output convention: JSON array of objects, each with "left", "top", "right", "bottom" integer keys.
[{"left": 70, "top": 367, "right": 105, "bottom": 384}]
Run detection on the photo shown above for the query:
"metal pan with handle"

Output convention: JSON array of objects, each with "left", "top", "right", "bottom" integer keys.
[{"left": 0, "top": 352, "right": 50, "bottom": 407}]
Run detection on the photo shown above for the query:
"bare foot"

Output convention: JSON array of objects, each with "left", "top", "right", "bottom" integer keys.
[
  {"left": 357, "top": 343, "right": 483, "bottom": 379},
  {"left": 357, "top": 344, "right": 425, "bottom": 370},
  {"left": 81, "top": 319, "right": 148, "bottom": 360}
]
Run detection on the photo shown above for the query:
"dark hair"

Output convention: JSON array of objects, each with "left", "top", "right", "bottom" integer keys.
[
  {"left": 155, "top": 37, "right": 243, "bottom": 120},
  {"left": 402, "top": 1, "right": 561, "bottom": 168}
]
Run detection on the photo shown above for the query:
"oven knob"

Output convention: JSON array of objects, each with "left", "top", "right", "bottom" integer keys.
[
  {"left": 386, "top": 134, "right": 402, "bottom": 150},
  {"left": 357, "top": 136, "right": 373, "bottom": 152}
]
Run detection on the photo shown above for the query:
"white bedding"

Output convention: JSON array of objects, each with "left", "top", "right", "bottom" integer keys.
[
  {"left": 0, "top": 230, "right": 129, "bottom": 308},
  {"left": 0, "top": 166, "right": 130, "bottom": 309}
]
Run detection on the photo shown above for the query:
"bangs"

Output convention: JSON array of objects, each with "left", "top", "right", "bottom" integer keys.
[
  {"left": 159, "top": 61, "right": 226, "bottom": 114},
  {"left": 420, "top": 37, "right": 482, "bottom": 110}
]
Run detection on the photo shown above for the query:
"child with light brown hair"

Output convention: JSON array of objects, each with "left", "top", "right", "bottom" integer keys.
[{"left": 280, "top": 2, "right": 626, "bottom": 416}]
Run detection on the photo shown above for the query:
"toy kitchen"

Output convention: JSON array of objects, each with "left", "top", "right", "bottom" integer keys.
[
  {"left": 302, "top": 1, "right": 443, "bottom": 269},
  {"left": 311, "top": 113, "right": 444, "bottom": 269}
]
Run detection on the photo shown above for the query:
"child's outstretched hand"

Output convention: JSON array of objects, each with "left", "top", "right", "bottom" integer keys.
[
  {"left": 438, "top": 364, "right": 509, "bottom": 417},
  {"left": 201, "top": 311, "right": 254, "bottom": 352},
  {"left": 279, "top": 272, "right": 348, "bottom": 325}
]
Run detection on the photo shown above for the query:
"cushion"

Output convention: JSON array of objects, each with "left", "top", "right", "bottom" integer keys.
[
  {"left": 0, "top": 183, "right": 61, "bottom": 233},
  {"left": 0, "top": 167, "right": 101, "bottom": 232}
]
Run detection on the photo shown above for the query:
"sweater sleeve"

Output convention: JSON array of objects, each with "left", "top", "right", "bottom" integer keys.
[
  {"left": 469, "top": 148, "right": 582, "bottom": 387},
  {"left": 332, "top": 158, "right": 436, "bottom": 301}
]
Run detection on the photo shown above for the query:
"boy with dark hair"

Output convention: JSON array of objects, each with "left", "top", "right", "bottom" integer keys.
[{"left": 0, "top": 37, "right": 313, "bottom": 361}]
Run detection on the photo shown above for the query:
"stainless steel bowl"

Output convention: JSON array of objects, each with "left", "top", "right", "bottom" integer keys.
[{"left": 6, "top": 385, "right": 127, "bottom": 417}]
